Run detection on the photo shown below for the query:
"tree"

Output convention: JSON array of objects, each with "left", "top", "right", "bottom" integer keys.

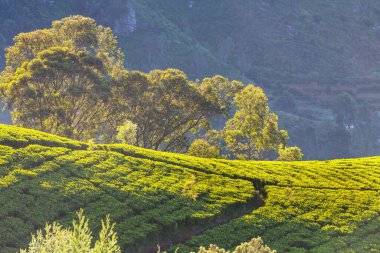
[
  {"left": 113, "top": 69, "right": 218, "bottom": 152},
  {"left": 277, "top": 145, "right": 303, "bottom": 161},
  {"left": 116, "top": 120, "right": 137, "bottom": 145},
  {"left": 224, "top": 84, "right": 288, "bottom": 160},
  {"left": 187, "top": 139, "right": 220, "bottom": 158},
  {"left": 4, "top": 15, "right": 123, "bottom": 74},
  {"left": 199, "top": 75, "right": 244, "bottom": 116},
  {"left": 20, "top": 209, "right": 121, "bottom": 253},
  {"left": 1, "top": 16, "right": 124, "bottom": 141},
  {"left": 1, "top": 47, "right": 112, "bottom": 140}
]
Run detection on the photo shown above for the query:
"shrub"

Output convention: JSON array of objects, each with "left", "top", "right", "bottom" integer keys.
[
  {"left": 20, "top": 209, "right": 121, "bottom": 253},
  {"left": 277, "top": 145, "right": 303, "bottom": 161},
  {"left": 21, "top": 210, "right": 275, "bottom": 253},
  {"left": 116, "top": 120, "right": 138, "bottom": 145},
  {"left": 232, "top": 237, "right": 276, "bottom": 253},
  {"left": 160, "top": 237, "right": 276, "bottom": 253},
  {"left": 187, "top": 139, "right": 220, "bottom": 158}
]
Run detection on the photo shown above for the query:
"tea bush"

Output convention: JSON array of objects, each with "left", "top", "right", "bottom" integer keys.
[{"left": 0, "top": 124, "right": 379, "bottom": 252}]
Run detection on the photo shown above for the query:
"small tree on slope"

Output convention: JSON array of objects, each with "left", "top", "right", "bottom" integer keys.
[{"left": 224, "top": 84, "right": 288, "bottom": 160}]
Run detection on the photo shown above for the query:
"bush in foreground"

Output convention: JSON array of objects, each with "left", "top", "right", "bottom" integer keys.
[
  {"left": 20, "top": 210, "right": 121, "bottom": 253},
  {"left": 190, "top": 237, "right": 276, "bottom": 253},
  {"left": 21, "top": 210, "right": 275, "bottom": 253}
]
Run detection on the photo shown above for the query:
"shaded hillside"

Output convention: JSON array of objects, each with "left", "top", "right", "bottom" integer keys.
[
  {"left": 3, "top": 0, "right": 380, "bottom": 83},
  {"left": 0, "top": 124, "right": 379, "bottom": 252},
  {"left": 0, "top": 0, "right": 380, "bottom": 159},
  {"left": 0, "top": 0, "right": 241, "bottom": 79},
  {"left": 151, "top": 1, "right": 380, "bottom": 83}
]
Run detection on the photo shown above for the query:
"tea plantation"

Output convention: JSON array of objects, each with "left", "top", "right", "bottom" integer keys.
[{"left": 0, "top": 124, "right": 379, "bottom": 252}]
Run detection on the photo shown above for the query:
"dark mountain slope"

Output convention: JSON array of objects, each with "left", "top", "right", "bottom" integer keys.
[{"left": 0, "top": 0, "right": 379, "bottom": 159}]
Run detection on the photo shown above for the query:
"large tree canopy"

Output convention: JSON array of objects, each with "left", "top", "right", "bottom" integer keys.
[
  {"left": 199, "top": 75, "right": 244, "bottom": 116},
  {"left": 4, "top": 15, "right": 123, "bottom": 74},
  {"left": 1, "top": 47, "right": 112, "bottom": 140},
  {"left": 0, "top": 16, "right": 123, "bottom": 140},
  {"left": 0, "top": 15, "right": 300, "bottom": 158},
  {"left": 113, "top": 69, "right": 219, "bottom": 151}
]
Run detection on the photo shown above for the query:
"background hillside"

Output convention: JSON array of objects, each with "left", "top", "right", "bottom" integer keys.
[
  {"left": 1, "top": 0, "right": 380, "bottom": 159},
  {"left": 0, "top": 124, "right": 379, "bottom": 252}
]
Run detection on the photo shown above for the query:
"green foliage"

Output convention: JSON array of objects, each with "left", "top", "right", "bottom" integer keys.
[
  {"left": 199, "top": 75, "right": 244, "bottom": 116},
  {"left": 4, "top": 15, "right": 123, "bottom": 73},
  {"left": 1, "top": 16, "right": 239, "bottom": 150},
  {"left": 24, "top": 213, "right": 273, "bottom": 253},
  {"left": 2, "top": 0, "right": 380, "bottom": 161},
  {"left": 0, "top": 124, "right": 379, "bottom": 252},
  {"left": 20, "top": 209, "right": 121, "bottom": 253},
  {"left": 2, "top": 47, "right": 112, "bottom": 140},
  {"left": 112, "top": 69, "right": 220, "bottom": 151},
  {"left": 233, "top": 237, "right": 276, "bottom": 253},
  {"left": 159, "top": 237, "right": 275, "bottom": 253},
  {"left": 0, "top": 124, "right": 87, "bottom": 149},
  {"left": 193, "top": 237, "right": 276, "bottom": 253},
  {"left": 0, "top": 16, "right": 295, "bottom": 156},
  {"left": 116, "top": 120, "right": 137, "bottom": 145},
  {"left": 173, "top": 186, "right": 380, "bottom": 252},
  {"left": 224, "top": 85, "right": 288, "bottom": 160},
  {"left": 188, "top": 139, "right": 220, "bottom": 158},
  {"left": 277, "top": 145, "right": 303, "bottom": 161},
  {"left": 0, "top": 16, "right": 124, "bottom": 141}
]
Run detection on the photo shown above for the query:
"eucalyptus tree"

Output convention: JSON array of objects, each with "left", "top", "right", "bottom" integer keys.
[
  {"left": 113, "top": 69, "right": 221, "bottom": 151},
  {"left": 224, "top": 84, "right": 288, "bottom": 160},
  {"left": 1, "top": 47, "right": 112, "bottom": 140},
  {"left": 0, "top": 16, "right": 123, "bottom": 140}
]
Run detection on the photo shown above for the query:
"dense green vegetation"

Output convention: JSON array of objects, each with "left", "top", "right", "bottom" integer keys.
[
  {"left": 21, "top": 210, "right": 121, "bottom": 253},
  {"left": 21, "top": 210, "right": 276, "bottom": 253},
  {"left": 0, "top": 124, "right": 379, "bottom": 252},
  {"left": 0, "top": 16, "right": 299, "bottom": 160},
  {"left": 1, "top": 1, "right": 380, "bottom": 160},
  {"left": 0, "top": 6, "right": 378, "bottom": 253}
]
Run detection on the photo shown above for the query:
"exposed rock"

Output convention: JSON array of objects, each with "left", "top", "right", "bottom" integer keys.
[{"left": 114, "top": 1, "right": 136, "bottom": 36}]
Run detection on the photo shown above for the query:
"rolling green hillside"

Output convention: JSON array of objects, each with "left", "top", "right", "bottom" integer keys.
[{"left": 0, "top": 124, "right": 379, "bottom": 252}]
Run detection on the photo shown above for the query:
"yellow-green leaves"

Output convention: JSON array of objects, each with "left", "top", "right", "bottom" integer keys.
[
  {"left": 5, "top": 16, "right": 123, "bottom": 73},
  {"left": 112, "top": 69, "right": 218, "bottom": 151},
  {"left": 187, "top": 139, "right": 220, "bottom": 158},
  {"left": 224, "top": 84, "right": 291, "bottom": 160},
  {"left": 2, "top": 47, "right": 112, "bottom": 141},
  {"left": 0, "top": 124, "right": 379, "bottom": 252},
  {"left": 20, "top": 210, "right": 121, "bottom": 253}
]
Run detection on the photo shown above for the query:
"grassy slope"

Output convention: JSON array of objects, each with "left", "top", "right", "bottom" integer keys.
[{"left": 0, "top": 124, "right": 379, "bottom": 253}]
